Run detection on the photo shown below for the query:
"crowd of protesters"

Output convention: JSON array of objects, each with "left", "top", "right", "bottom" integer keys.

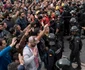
[{"left": 0, "top": 0, "right": 85, "bottom": 70}]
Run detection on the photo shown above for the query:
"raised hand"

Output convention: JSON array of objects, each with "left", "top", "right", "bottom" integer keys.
[
  {"left": 18, "top": 53, "right": 24, "bottom": 65},
  {"left": 44, "top": 24, "right": 49, "bottom": 30},
  {"left": 10, "top": 37, "right": 17, "bottom": 47}
]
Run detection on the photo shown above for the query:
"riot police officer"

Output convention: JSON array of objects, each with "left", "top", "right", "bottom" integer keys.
[
  {"left": 70, "top": 17, "right": 78, "bottom": 27},
  {"left": 62, "top": 4, "right": 71, "bottom": 36},
  {"left": 45, "top": 33, "right": 62, "bottom": 70},
  {"left": 69, "top": 26, "right": 82, "bottom": 70},
  {"left": 55, "top": 15, "right": 64, "bottom": 58},
  {"left": 47, "top": 33, "right": 57, "bottom": 70}
]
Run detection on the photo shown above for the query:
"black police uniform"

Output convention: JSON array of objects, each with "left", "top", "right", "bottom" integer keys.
[
  {"left": 69, "top": 26, "right": 82, "bottom": 70},
  {"left": 79, "top": 12, "right": 85, "bottom": 35},
  {"left": 56, "top": 17, "right": 64, "bottom": 58},
  {"left": 42, "top": 34, "right": 49, "bottom": 68},
  {"left": 56, "top": 16, "right": 64, "bottom": 40},
  {"left": 50, "top": 19, "right": 57, "bottom": 33},
  {"left": 62, "top": 9, "right": 71, "bottom": 35},
  {"left": 47, "top": 33, "right": 57, "bottom": 70}
]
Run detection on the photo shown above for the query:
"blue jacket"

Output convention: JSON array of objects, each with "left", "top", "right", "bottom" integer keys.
[
  {"left": 16, "top": 17, "right": 28, "bottom": 30},
  {"left": 0, "top": 46, "right": 12, "bottom": 70}
]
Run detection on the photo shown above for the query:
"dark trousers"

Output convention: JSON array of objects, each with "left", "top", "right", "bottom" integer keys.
[
  {"left": 37, "top": 63, "right": 42, "bottom": 70},
  {"left": 64, "top": 20, "right": 70, "bottom": 36},
  {"left": 47, "top": 50, "right": 55, "bottom": 70},
  {"left": 70, "top": 51, "right": 81, "bottom": 68}
]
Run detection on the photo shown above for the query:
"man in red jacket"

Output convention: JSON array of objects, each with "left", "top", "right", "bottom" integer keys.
[{"left": 41, "top": 12, "right": 50, "bottom": 26}]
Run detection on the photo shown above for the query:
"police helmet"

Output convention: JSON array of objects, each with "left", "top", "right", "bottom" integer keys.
[
  {"left": 79, "top": 5, "right": 84, "bottom": 9},
  {"left": 70, "top": 10, "right": 76, "bottom": 14},
  {"left": 70, "top": 26, "right": 79, "bottom": 32},
  {"left": 48, "top": 33, "right": 56, "bottom": 46},
  {"left": 55, "top": 57, "right": 71, "bottom": 69},
  {"left": 63, "top": 4, "right": 68, "bottom": 7},
  {"left": 63, "top": 4, "right": 68, "bottom": 10},
  {"left": 70, "top": 18, "right": 77, "bottom": 24},
  {"left": 55, "top": 12, "right": 60, "bottom": 16},
  {"left": 82, "top": 2, "right": 85, "bottom": 6},
  {"left": 72, "top": 2, "right": 76, "bottom": 5}
]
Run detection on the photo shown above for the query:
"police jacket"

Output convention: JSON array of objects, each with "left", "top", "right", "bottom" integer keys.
[{"left": 69, "top": 35, "right": 82, "bottom": 54}]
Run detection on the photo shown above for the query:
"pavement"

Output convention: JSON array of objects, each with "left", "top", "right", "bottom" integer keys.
[
  {"left": 81, "top": 66, "right": 85, "bottom": 70},
  {"left": 41, "top": 60, "right": 85, "bottom": 70},
  {"left": 41, "top": 62, "right": 85, "bottom": 70},
  {"left": 81, "top": 63, "right": 85, "bottom": 70},
  {"left": 72, "top": 63, "right": 85, "bottom": 70}
]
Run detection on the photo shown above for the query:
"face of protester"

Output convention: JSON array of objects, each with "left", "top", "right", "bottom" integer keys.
[
  {"left": 6, "top": 1, "right": 11, "bottom": 6},
  {"left": 30, "top": 42, "right": 37, "bottom": 47},
  {"left": 27, "top": 13, "right": 31, "bottom": 18},
  {"left": 21, "top": 3, "right": 25, "bottom": 8},
  {"left": 3, "top": 23, "right": 7, "bottom": 29},
  {"left": 7, "top": 14, "right": 12, "bottom": 20},
  {"left": 15, "top": 3, "right": 19, "bottom": 8},
  {"left": 0, "top": 40, "right": 6, "bottom": 50},
  {"left": 45, "top": 27, "right": 49, "bottom": 34},
  {"left": 0, "top": 25, "right": 3, "bottom": 32},
  {"left": 21, "top": 13, "right": 25, "bottom": 18},
  {"left": 2, "top": 8, "right": 5, "bottom": 12},
  {"left": 2, "top": 40, "right": 7, "bottom": 49},
  {"left": 29, "top": 36, "right": 37, "bottom": 48},
  {"left": 16, "top": 25, "right": 21, "bottom": 31}
]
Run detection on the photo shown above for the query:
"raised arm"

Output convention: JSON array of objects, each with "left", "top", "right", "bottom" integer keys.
[
  {"left": 0, "top": 38, "right": 17, "bottom": 57},
  {"left": 36, "top": 24, "right": 48, "bottom": 41}
]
